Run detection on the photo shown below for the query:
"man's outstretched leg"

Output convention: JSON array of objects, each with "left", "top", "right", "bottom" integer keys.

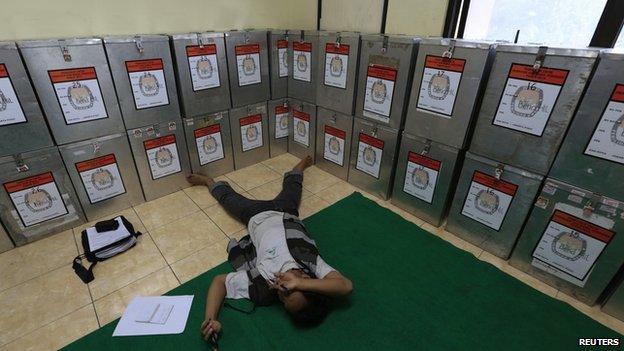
[
  {"left": 186, "top": 174, "right": 257, "bottom": 223},
  {"left": 273, "top": 156, "right": 313, "bottom": 215}
]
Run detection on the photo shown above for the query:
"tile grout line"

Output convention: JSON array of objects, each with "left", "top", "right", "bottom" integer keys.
[{"left": 0, "top": 295, "right": 94, "bottom": 348}]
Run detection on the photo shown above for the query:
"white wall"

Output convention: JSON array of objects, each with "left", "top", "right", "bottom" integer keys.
[
  {"left": 0, "top": 0, "right": 318, "bottom": 41},
  {"left": 385, "top": 0, "right": 449, "bottom": 37},
  {"left": 320, "top": 0, "right": 384, "bottom": 33}
]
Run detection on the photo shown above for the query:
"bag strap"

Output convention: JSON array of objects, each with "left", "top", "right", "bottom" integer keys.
[{"left": 72, "top": 255, "right": 97, "bottom": 284}]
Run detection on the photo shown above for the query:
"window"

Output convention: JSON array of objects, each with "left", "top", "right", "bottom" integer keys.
[
  {"left": 461, "top": 0, "right": 608, "bottom": 47},
  {"left": 615, "top": 29, "right": 624, "bottom": 49},
  {"left": 443, "top": 0, "right": 624, "bottom": 48}
]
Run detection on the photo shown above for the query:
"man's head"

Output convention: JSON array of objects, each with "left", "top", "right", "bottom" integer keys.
[{"left": 277, "top": 269, "right": 330, "bottom": 326}]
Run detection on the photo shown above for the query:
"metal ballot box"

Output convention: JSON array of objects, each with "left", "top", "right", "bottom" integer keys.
[
  {"left": 267, "top": 98, "right": 289, "bottom": 157},
  {"left": 405, "top": 39, "right": 493, "bottom": 149},
  {"left": 183, "top": 110, "right": 234, "bottom": 178},
  {"left": 59, "top": 133, "right": 144, "bottom": 221},
  {"left": 0, "top": 147, "right": 85, "bottom": 246},
  {"left": 269, "top": 30, "right": 288, "bottom": 99},
  {"left": 0, "top": 42, "right": 54, "bottom": 156},
  {"left": 127, "top": 120, "right": 191, "bottom": 201},
  {"left": 603, "top": 279, "right": 624, "bottom": 322},
  {"left": 446, "top": 152, "right": 543, "bottom": 259},
  {"left": 550, "top": 51, "right": 624, "bottom": 201},
  {"left": 355, "top": 34, "right": 419, "bottom": 130},
  {"left": 103, "top": 35, "right": 181, "bottom": 129},
  {"left": 315, "top": 107, "right": 353, "bottom": 180},
  {"left": 171, "top": 32, "right": 230, "bottom": 117},
  {"left": 391, "top": 133, "right": 462, "bottom": 227},
  {"left": 229, "top": 102, "right": 270, "bottom": 169},
  {"left": 469, "top": 45, "right": 598, "bottom": 175},
  {"left": 226, "top": 30, "right": 270, "bottom": 107},
  {"left": 0, "top": 220, "right": 13, "bottom": 253},
  {"left": 18, "top": 38, "right": 124, "bottom": 145},
  {"left": 288, "top": 30, "right": 319, "bottom": 104},
  {"left": 288, "top": 99, "right": 317, "bottom": 162},
  {"left": 348, "top": 117, "right": 401, "bottom": 200},
  {"left": 316, "top": 31, "right": 360, "bottom": 115},
  {"left": 509, "top": 178, "right": 624, "bottom": 305}
]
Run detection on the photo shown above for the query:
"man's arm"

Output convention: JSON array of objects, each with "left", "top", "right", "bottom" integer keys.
[
  {"left": 278, "top": 271, "right": 353, "bottom": 297},
  {"left": 201, "top": 274, "right": 226, "bottom": 340}
]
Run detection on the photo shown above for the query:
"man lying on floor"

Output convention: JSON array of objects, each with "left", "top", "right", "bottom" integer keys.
[{"left": 186, "top": 156, "right": 353, "bottom": 342}]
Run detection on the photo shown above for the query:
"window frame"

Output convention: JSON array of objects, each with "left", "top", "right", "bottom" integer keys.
[{"left": 443, "top": 0, "right": 624, "bottom": 48}]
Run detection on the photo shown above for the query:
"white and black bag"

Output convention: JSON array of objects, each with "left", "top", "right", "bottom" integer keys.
[{"left": 72, "top": 216, "right": 142, "bottom": 283}]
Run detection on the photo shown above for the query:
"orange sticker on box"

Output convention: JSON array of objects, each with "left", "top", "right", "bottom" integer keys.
[
  {"left": 144, "top": 134, "right": 176, "bottom": 150},
  {"left": 4, "top": 172, "right": 55, "bottom": 193},
  {"left": 49, "top": 67, "right": 97, "bottom": 83},
  {"left": 186, "top": 45, "right": 217, "bottom": 57},
  {"left": 125, "top": 59, "right": 164, "bottom": 73},
  {"left": 75, "top": 154, "right": 117, "bottom": 172},
  {"left": 508, "top": 64, "right": 568, "bottom": 85}
]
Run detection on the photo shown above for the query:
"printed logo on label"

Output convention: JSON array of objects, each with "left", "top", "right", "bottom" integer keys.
[
  {"left": 75, "top": 154, "right": 126, "bottom": 203},
  {"left": 125, "top": 59, "right": 169, "bottom": 110},
  {"left": 356, "top": 133, "right": 384, "bottom": 179},
  {"left": 239, "top": 114, "right": 264, "bottom": 152},
  {"left": 416, "top": 55, "right": 466, "bottom": 118},
  {"left": 293, "top": 42, "right": 312, "bottom": 82},
  {"left": 3, "top": 172, "right": 69, "bottom": 227},
  {"left": 585, "top": 84, "right": 624, "bottom": 165},
  {"left": 292, "top": 109, "right": 310, "bottom": 147},
  {"left": 143, "top": 134, "right": 182, "bottom": 179},
  {"left": 531, "top": 209, "right": 614, "bottom": 285},
  {"left": 186, "top": 45, "right": 220, "bottom": 91},
  {"left": 235, "top": 44, "right": 261, "bottom": 86},
  {"left": 402, "top": 151, "right": 442, "bottom": 204},
  {"left": 0, "top": 63, "right": 27, "bottom": 126},
  {"left": 363, "top": 64, "right": 397, "bottom": 122},
  {"left": 461, "top": 171, "right": 518, "bottom": 231},
  {"left": 492, "top": 63, "right": 569, "bottom": 136},
  {"left": 324, "top": 43, "right": 350, "bottom": 89},
  {"left": 49, "top": 67, "right": 108, "bottom": 124},
  {"left": 194, "top": 123, "right": 225, "bottom": 165}
]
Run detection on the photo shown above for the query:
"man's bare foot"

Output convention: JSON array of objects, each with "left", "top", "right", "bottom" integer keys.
[
  {"left": 293, "top": 155, "right": 313, "bottom": 173},
  {"left": 186, "top": 174, "right": 215, "bottom": 187}
]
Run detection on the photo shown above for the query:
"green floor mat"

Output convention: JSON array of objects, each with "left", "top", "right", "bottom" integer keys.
[{"left": 63, "top": 192, "right": 621, "bottom": 351}]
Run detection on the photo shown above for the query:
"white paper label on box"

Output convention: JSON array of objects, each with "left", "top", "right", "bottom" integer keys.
[
  {"left": 49, "top": 67, "right": 108, "bottom": 124},
  {"left": 125, "top": 59, "right": 169, "bottom": 110},
  {"left": 461, "top": 171, "right": 518, "bottom": 231},
  {"left": 493, "top": 64, "right": 568, "bottom": 136},
  {"left": 186, "top": 45, "right": 220, "bottom": 91},
  {"left": 144, "top": 135, "right": 182, "bottom": 179},
  {"left": 585, "top": 84, "right": 624, "bottom": 165},
  {"left": 0, "top": 64, "right": 27, "bottom": 126},
  {"left": 293, "top": 41, "right": 312, "bottom": 82},
  {"left": 277, "top": 40, "right": 288, "bottom": 78},
  {"left": 416, "top": 55, "right": 465, "bottom": 118},
  {"left": 4, "top": 172, "right": 68, "bottom": 227},
  {"left": 76, "top": 154, "right": 126, "bottom": 203},
  {"left": 235, "top": 44, "right": 261, "bottom": 86},
  {"left": 356, "top": 133, "right": 384, "bottom": 179},
  {"left": 239, "top": 114, "right": 264, "bottom": 151},
  {"left": 323, "top": 125, "right": 346, "bottom": 166},
  {"left": 292, "top": 109, "right": 310, "bottom": 147},
  {"left": 403, "top": 151, "right": 441, "bottom": 204},
  {"left": 531, "top": 209, "right": 614, "bottom": 286},
  {"left": 194, "top": 124, "right": 225, "bottom": 165},
  {"left": 363, "top": 65, "right": 397, "bottom": 123},
  {"left": 323, "top": 43, "right": 349, "bottom": 89},
  {"left": 274, "top": 105, "right": 289, "bottom": 139}
]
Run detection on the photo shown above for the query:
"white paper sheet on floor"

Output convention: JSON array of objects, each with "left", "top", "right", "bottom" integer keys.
[{"left": 112, "top": 295, "right": 194, "bottom": 336}]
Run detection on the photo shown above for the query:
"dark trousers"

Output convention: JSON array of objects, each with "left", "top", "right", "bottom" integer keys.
[{"left": 209, "top": 170, "right": 303, "bottom": 226}]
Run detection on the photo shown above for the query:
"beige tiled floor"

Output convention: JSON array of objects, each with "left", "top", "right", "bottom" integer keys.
[{"left": 0, "top": 154, "right": 622, "bottom": 350}]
